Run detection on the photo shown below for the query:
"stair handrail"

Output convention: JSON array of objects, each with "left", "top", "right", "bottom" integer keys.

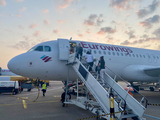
[
  {"left": 79, "top": 58, "right": 127, "bottom": 112},
  {"left": 92, "top": 58, "right": 148, "bottom": 108}
]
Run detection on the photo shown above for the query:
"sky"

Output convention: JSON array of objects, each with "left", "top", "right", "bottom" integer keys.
[{"left": 0, "top": 0, "right": 160, "bottom": 69}]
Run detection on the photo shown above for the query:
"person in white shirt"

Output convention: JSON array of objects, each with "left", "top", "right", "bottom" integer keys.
[{"left": 85, "top": 51, "right": 93, "bottom": 73}]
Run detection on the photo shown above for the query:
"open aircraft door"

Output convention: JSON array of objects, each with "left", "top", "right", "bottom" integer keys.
[{"left": 58, "top": 39, "right": 70, "bottom": 60}]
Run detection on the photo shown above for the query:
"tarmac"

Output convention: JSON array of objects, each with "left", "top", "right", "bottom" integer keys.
[{"left": 0, "top": 81, "right": 160, "bottom": 120}]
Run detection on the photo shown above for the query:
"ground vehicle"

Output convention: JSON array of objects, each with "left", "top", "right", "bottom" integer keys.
[{"left": 0, "top": 81, "right": 19, "bottom": 95}]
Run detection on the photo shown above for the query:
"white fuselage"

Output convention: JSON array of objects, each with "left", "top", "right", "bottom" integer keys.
[{"left": 7, "top": 39, "right": 160, "bottom": 82}]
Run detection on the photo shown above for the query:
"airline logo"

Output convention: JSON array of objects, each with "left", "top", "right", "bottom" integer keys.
[
  {"left": 80, "top": 42, "right": 133, "bottom": 54},
  {"left": 40, "top": 55, "right": 52, "bottom": 62}
]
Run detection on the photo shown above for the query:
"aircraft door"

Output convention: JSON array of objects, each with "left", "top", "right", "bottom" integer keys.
[
  {"left": 58, "top": 39, "right": 70, "bottom": 60},
  {"left": 68, "top": 42, "right": 77, "bottom": 63}
]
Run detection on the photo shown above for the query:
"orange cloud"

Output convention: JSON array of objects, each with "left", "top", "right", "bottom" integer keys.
[
  {"left": 78, "top": 34, "right": 83, "bottom": 37},
  {"left": 53, "top": 29, "right": 59, "bottom": 34},
  {"left": 43, "top": 9, "right": 49, "bottom": 13},
  {"left": 0, "top": 0, "right": 6, "bottom": 6},
  {"left": 44, "top": 19, "right": 49, "bottom": 24},
  {"left": 58, "top": 20, "right": 66, "bottom": 24},
  {"left": 84, "top": 19, "right": 95, "bottom": 26},
  {"left": 29, "top": 24, "right": 37, "bottom": 28},
  {"left": 18, "top": 25, "right": 23, "bottom": 29},
  {"left": 17, "top": 14, "right": 21, "bottom": 17},
  {"left": 19, "top": 7, "right": 26, "bottom": 12},
  {"left": 57, "top": 0, "right": 73, "bottom": 10},
  {"left": 33, "top": 31, "right": 40, "bottom": 37}
]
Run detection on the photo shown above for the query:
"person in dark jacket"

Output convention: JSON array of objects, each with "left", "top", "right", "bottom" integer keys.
[
  {"left": 76, "top": 43, "right": 83, "bottom": 61},
  {"left": 98, "top": 56, "right": 105, "bottom": 86},
  {"left": 61, "top": 92, "right": 71, "bottom": 107}
]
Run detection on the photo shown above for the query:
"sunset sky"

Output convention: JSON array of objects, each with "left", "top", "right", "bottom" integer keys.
[{"left": 0, "top": 0, "right": 160, "bottom": 68}]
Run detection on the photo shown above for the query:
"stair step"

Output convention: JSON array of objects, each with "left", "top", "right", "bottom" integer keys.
[{"left": 122, "top": 114, "right": 137, "bottom": 119}]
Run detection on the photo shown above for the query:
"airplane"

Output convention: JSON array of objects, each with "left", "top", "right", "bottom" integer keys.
[
  {"left": 7, "top": 38, "right": 160, "bottom": 91},
  {"left": 0, "top": 69, "right": 19, "bottom": 76}
]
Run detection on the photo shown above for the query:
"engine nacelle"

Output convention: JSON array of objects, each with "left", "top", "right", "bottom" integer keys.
[{"left": 122, "top": 65, "right": 158, "bottom": 82}]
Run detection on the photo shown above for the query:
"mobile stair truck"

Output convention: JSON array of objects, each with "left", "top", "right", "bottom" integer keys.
[{"left": 0, "top": 81, "right": 19, "bottom": 95}]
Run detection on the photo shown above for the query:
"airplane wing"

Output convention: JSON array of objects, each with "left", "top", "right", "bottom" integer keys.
[{"left": 144, "top": 67, "right": 160, "bottom": 77}]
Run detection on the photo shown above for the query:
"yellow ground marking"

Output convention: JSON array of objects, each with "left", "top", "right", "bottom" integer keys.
[
  {"left": 22, "top": 100, "right": 27, "bottom": 109},
  {"left": 0, "top": 101, "right": 59, "bottom": 107}
]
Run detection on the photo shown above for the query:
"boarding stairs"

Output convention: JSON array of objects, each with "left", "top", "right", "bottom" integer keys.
[{"left": 67, "top": 58, "right": 147, "bottom": 120}]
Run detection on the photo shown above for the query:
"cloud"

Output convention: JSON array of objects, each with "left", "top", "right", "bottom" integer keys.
[
  {"left": 18, "top": 25, "right": 23, "bottom": 29},
  {"left": 14, "top": 0, "right": 24, "bottom": 2},
  {"left": 140, "top": 34, "right": 149, "bottom": 38},
  {"left": 19, "top": 7, "right": 26, "bottom": 12},
  {"left": 10, "top": 41, "right": 30, "bottom": 50},
  {"left": 78, "top": 34, "right": 83, "bottom": 37},
  {"left": 86, "top": 29, "right": 90, "bottom": 34},
  {"left": 139, "top": 15, "right": 160, "bottom": 28},
  {"left": 137, "top": 0, "right": 160, "bottom": 18},
  {"left": 43, "top": 9, "right": 49, "bottom": 13},
  {"left": 29, "top": 24, "right": 37, "bottom": 28},
  {"left": 109, "top": 0, "right": 136, "bottom": 11},
  {"left": 97, "top": 18, "right": 104, "bottom": 26},
  {"left": 153, "top": 28, "right": 160, "bottom": 38},
  {"left": 44, "top": 19, "right": 49, "bottom": 24},
  {"left": 17, "top": 14, "right": 21, "bottom": 17},
  {"left": 121, "top": 37, "right": 160, "bottom": 45},
  {"left": 84, "top": 14, "right": 104, "bottom": 26},
  {"left": 57, "top": 0, "right": 73, "bottom": 10},
  {"left": 125, "top": 30, "right": 136, "bottom": 39},
  {"left": 9, "top": 36, "right": 49, "bottom": 50},
  {"left": 58, "top": 20, "right": 66, "bottom": 24},
  {"left": 53, "top": 29, "right": 59, "bottom": 34},
  {"left": 89, "top": 14, "right": 97, "bottom": 20},
  {"left": 84, "top": 19, "right": 95, "bottom": 26},
  {"left": 0, "top": 0, "right": 6, "bottom": 6},
  {"left": 97, "top": 27, "right": 116, "bottom": 35},
  {"left": 33, "top": 31, "right": 40, "bottom": 37}
]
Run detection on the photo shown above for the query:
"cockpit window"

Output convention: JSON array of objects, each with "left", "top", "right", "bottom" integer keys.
[
  {"left": 34, "top": 46, "right": 43, "bottom": 51},
  {"left": 45, "top": 46, "right": 51, "bottom": 52}
]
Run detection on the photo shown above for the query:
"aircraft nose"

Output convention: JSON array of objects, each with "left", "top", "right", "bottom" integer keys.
[{"left": 7, "top": 55, "right": 21, "bottom": 75}]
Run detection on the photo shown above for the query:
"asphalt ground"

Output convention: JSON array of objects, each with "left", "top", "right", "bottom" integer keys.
[{"left": 0, "top": 81, "right": 160, "bottom": 120}]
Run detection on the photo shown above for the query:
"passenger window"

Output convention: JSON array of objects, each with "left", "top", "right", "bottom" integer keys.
[
  {"left": 140, "top": 55, "right": 142, "bottom": 58},
  {"left": 117, "top": 53, "right": 119, "bottom": 56},
  {"left": 45, "top": 46, "right": 51, "bottom": 52},
  {"left": 103, "top": 51, "right": 106, "bottom": 55},
  {"left": 129, "top": 54, "right": 131, "bottom": 57},
  {"left": 157, "top": 56, "right": 159, "bottom": 59},
  {"left": 125, "top": 53, "right": 127, "bottom": 56},
  {"left": 143, "top": 55, "right": 145, "bottom": 58},
  {"left": 136, "top": 54, "right": 139, "bottom": 57},
  {"left": 94, "top": 50, "right": 96, "bottom": 54},
  {"left": 121, "top": 53, "right": 123, "bottom": 56},
  {"left": 112, "top": 52, "right": 115, "bottom": 55},
  {"left": 132, "top": 54, "right": 135, "bottom": 57},
  {"left": 108, "top": 52, "right": 111, "bottom": 55},
  {"left": 84, "top": 49, "right": 86, "bottom": 53},
  {"left": 35, "top": 46, "right": 43, "bottom": 51},
  {"left": 99, "top": 51, "right": 101, "bottom": 54}
]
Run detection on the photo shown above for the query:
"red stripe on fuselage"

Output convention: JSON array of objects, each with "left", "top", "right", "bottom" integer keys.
[
  {"left": 44, "top": 57, "right": 51, "bottom": 62},
  {"left": 42, "top": 56, "right": 48, "bottom": 60}
]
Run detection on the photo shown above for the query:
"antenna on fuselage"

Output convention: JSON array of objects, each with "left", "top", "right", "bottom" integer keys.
[{"left": 70, "top": 37, "right": 72, "bottom": 40}]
